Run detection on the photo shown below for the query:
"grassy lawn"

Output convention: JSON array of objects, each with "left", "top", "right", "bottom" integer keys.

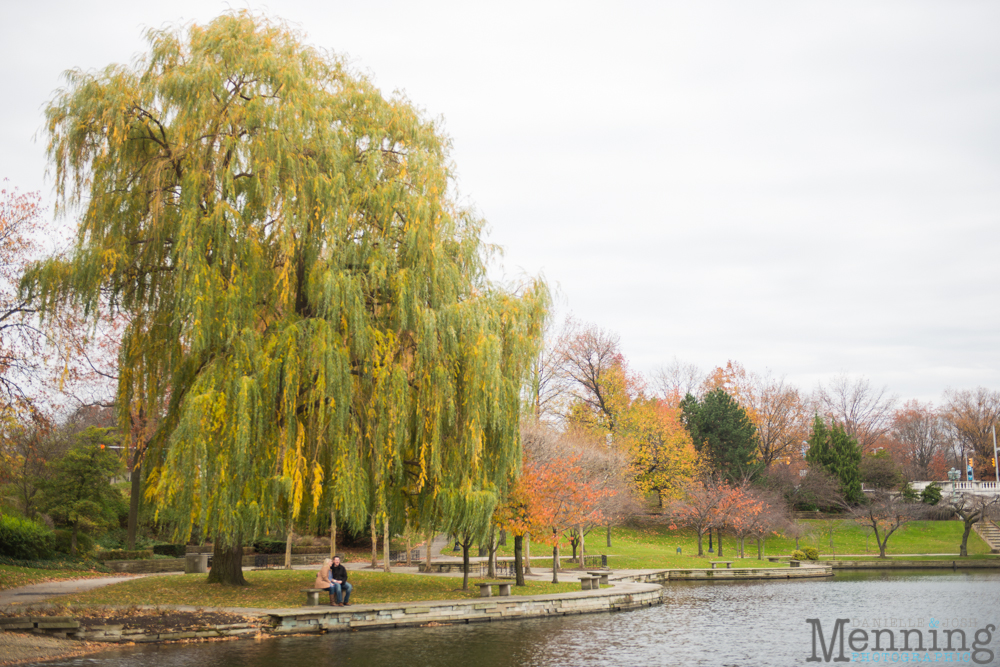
[
  {"left": 789, "top": 519, "right": 993, "bottom": 556},
  {"left": 493, "top": 525, "right": 788, "bottom": 570},
  {"left": 489, "top": 519, "right": 994, "bottom": 569},
  {"left": 0, "top": 564, "right": 114, "bottom": 591},
  {"left": 820, "top": 554, "right": 999, "bottom": 561},
  {"left": 54, "top": 569, "right": 582, "bottom": 609}
]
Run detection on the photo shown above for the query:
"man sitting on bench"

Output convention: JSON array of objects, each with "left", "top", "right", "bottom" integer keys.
[{"left": 330, "top": 555, "right": 352, "bottom": 606}]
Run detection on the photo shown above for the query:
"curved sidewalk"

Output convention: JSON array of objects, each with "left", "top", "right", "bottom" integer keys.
[{"left": 0, "top": 575, "right": 167, "bottom": 607}]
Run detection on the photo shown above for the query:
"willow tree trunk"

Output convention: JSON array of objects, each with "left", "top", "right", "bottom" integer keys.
[
  {"left": 125, "top": 410, "right": 146, "bottom": 551},
  {"left": 284, "top": 525, "right": 293, "bottom": 569},
  {"left": 382, "top": 513, "right": 391, "bottom": 572},
  {"left": 424, "top": 529, "right": 435, "bottom": 572},
  {"left": 370, "top": 514, "right": 378, "bottom": 568},
  {"left": 487, "top": 525, "right": 497, "bottom": 579},
  {"left": 126, "top": 457, "right": 141, "bottom": 550},
  {"left": 405, "top": 528, "right": 412, "bottom": 567},
  {"left": 207, "top": 537, "right": 247, "bottom": 586},
  {"left": 329, "top": 509, "right": 337, "bottom": 559},
  {"left": 514, "top": 534, "right": 525, "bottom": 586},
  {"left": 461, "top": 534, "right": 472, "bottom": 591}
]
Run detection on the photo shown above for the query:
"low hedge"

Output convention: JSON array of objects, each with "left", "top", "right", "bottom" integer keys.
[
  {"left": 251, "top": 540, "right": 327, "bottom": 555},
  {"left": 153, "top": 544, "right": 187, "bottom": 558},
  {"left": 252, "top": 540, "right": 286, "bottom": 554},
  {"left": 98, "top": 549, "right": 153, "bottom": 561}
]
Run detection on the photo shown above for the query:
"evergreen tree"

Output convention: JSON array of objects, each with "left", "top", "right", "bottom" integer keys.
[
  {"left": 23, "top": 12, "right": 547, "bottom": 582},
  {"left": 41, "top": 427, "right": 124, "bottom": 557},
  {"left": 805, "top": 416, "right": 863, "bottom": 504},
  {"left": 680, "top": 388, "right": 761, "bottom": 482}
]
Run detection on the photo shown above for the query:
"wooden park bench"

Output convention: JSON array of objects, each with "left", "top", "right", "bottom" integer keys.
[
  {"left": 587, "top": 571, "right": 612, "bottom": 586},
  {"left": 301, "top": 588, "right": 329, "bottom": 606},
  {"left": 478, "top": 581, "right": 512, "bottom": 597},
  {"left": 709, "top": 561, "right": 733, "bottom": 569}
]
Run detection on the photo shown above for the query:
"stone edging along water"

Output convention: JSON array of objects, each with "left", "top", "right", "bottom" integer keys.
[
  {"left": 816, "top": 559, "right": 1000, "bottom": 569},
  {"left": 0, "top": 564, "right": 837, "bottom": 642},
  {"left": 264, "top": 565, "right": 834, "bottom": 635}
]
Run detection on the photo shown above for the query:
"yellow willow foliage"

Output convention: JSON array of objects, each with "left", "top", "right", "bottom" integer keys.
[{"left": 22, "top": 11, "right": 547, "bottom": 543}]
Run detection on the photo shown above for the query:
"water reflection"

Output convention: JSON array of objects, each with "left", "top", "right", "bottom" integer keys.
[{"left": 45, "top": 571, "right": 1000, "bottom": 667}]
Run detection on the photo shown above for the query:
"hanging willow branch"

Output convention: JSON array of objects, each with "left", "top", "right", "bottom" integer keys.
[{"left": 22, "top": 11, "right": 548, "bottom": 544}]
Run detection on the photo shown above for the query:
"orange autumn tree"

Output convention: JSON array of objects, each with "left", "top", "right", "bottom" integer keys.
[{"left": 515, "top": 424, "right": 613, "bottom": 583}]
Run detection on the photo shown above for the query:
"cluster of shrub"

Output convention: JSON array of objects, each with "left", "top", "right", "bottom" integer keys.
[
  {"left": 0, "top": 514, "right": 191, "bottom": 563},
  {"left": 790, "top": 547, "right": 820, "bottom": 560}
]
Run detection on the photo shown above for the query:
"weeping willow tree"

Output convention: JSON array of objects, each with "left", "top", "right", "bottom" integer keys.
[{"left": 22, "top": 12, "right": 547, "bottom": 584}]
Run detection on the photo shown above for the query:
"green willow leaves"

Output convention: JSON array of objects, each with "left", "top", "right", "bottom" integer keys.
[{"left": 23, "top": 12, "right": 547, "bottom": 543}]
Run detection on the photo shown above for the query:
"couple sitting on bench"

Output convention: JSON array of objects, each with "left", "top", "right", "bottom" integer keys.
[{"left": 316, "top": 556, "right": 352, "bottom": 606}]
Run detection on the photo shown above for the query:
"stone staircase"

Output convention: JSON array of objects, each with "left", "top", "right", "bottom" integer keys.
[{"left": 974, "top": 520, "right": 1000, "bottom": 553}]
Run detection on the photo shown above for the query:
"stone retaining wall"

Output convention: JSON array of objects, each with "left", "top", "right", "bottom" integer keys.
[
  {"left": 615, "top": 565, "right": 833, "bottom": 584},
  {"left": 73, "top": 622, "right": 259, "bottom": 642},
  {"left": 0, "top": 616, "right": 260, "bottom": 642},
  {"left": 101, "top": 558, "right": 187, "bottom": 574},
  {"left": 818, "top": 559, "right": 1000, "bottom": 569},
  {"left": 265, "top": 583, "right": 663, "bottom": 634},
  {"left": 102, "top": 553, "right": 328, "bottom": 573}
]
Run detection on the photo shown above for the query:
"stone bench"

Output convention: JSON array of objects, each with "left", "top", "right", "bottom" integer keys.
[
  {"left": 580, "top": 575, "right": 602, "bottom": 590},
  {"left": 587, "top": 570, "right": 612, "bottom": 586},
  {"left": 301, "top": 588, "right": 329, "bottom": 606},
  {"left": 789, "top": 560, "right": 802, "bottom": 567},
  {"left": 478, "top": 581, "right": 512, "bottom": 597},
  {"left": 709, "top": 561, "right": 733, "bottom": 569}
]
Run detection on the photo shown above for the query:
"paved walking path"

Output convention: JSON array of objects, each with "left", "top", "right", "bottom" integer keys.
[{"left": 0, "top": 575, "right": 168, "bottom": 607}]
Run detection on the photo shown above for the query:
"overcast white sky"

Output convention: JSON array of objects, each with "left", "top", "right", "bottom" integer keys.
[{"left": 2, "top": 1, "right": 998, "bottom": 404}]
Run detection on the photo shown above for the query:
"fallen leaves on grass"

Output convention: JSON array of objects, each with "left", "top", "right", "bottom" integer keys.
[{"left": 55, "top": 570, "right": 580, "bottom": 609}]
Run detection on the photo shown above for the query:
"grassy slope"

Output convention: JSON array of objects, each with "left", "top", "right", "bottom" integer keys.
[{"left": 494, "top": 519, "right": 994, "bottom": 569}]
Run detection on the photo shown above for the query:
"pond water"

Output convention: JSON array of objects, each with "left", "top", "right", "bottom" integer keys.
[{"left": 42, "top": 571, "right": 1000, "bottom": 667}]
